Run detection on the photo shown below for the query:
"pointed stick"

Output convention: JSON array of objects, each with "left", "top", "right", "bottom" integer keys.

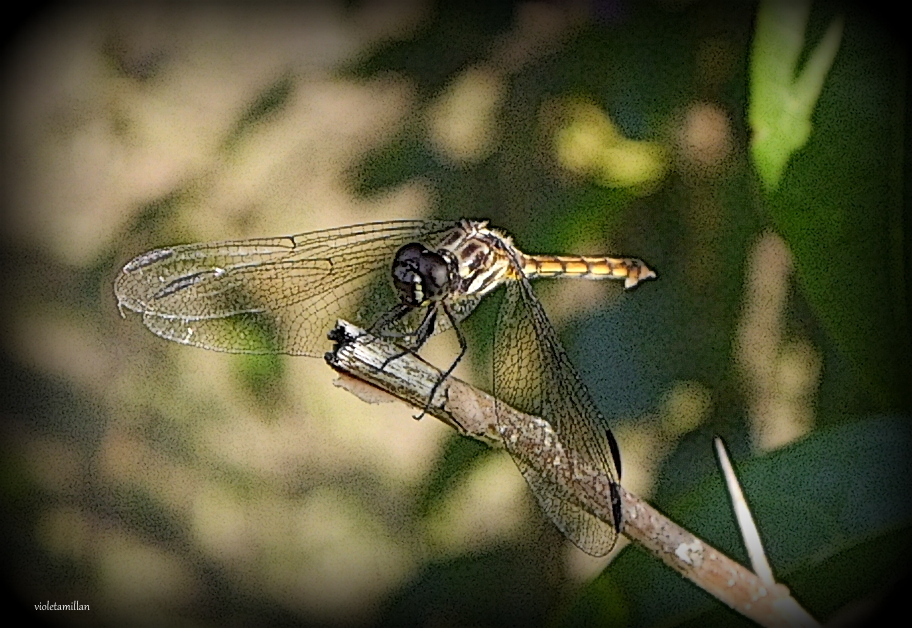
[{"left": 325, "top": 321, "right": 817, "bottom": 628}]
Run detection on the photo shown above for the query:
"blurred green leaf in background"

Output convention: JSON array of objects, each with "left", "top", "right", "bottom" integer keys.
[
  {"left": 749, "top": 0, "right": 907, "bottom": 414},
  {"left": 750, "top": 0, "right": 844, "bottom": 191}
]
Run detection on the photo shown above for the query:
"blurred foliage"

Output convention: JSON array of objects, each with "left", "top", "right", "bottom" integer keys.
[
  {"left": 223, "top": 74, "right": 296, "bottom": 152},
  {"left": 562, "top": 416, "right": 912, "bottom": 626},
  {"left": 749, "top": 0, "right": 906, "bottom": 417},
  {"left": 341, "top": 0, "right": 909, "bottom": 625},
  {"left": 750, "top": 1, "right": 843, "bottom": 190}
]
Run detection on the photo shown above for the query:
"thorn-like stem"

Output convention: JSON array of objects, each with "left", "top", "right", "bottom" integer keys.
[{"left": 716, "top": 437, "right": 776, "bottom": 587}]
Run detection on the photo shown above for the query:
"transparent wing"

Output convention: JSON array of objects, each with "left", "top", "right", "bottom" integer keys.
[
  {"left": 114, "top": 220, "right": 475, "bottom": 355},
  {"left": 493, "top": 278, "right": 621, "bottom": 556}
]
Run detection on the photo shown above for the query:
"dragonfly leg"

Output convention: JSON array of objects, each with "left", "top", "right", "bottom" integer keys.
[
  {"left": 370, "top": 304, "right": 437, "bottom": 372},
  {"left": 368, "top": 303, "right": 413, "bottom": 338},
  {"left": 414, "top": 302, "right": 466, "bottom": 420}
]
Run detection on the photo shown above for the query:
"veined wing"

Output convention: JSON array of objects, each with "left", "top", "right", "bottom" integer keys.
[
  {"left": 493, "top": 277, "right": 622, "bottom": 556},
  {"left": 114, "top": 220, "right": 470, "bottom": 355}
]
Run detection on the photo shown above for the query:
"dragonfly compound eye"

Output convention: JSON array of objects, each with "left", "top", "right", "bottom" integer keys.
[
  {"left": 391, "top": 243, "right": 453, "bottom": 306},
  {"left": 417, "top": 250, "right": 451, "bottom": 302}
]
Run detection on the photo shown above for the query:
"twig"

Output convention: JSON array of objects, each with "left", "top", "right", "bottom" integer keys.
[
  {"left": 324, "top": 321, "right": 818, "bottom": 628},
  {"left": 716, "top": 437, "right": 775, "bottom": 586}
]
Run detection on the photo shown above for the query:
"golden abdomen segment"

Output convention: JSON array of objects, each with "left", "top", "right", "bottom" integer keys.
[{"left": 522, "top": 255, "right": 657, "bottom": 289}]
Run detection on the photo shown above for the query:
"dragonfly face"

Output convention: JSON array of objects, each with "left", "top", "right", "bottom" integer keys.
[{"left": 390, "top": 243, "right": 455, "bottom": 308}]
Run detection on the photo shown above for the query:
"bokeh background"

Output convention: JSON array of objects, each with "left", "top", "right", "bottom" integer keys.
[{"left": 2, "top": 1, "right": 908, "bottom": 626}]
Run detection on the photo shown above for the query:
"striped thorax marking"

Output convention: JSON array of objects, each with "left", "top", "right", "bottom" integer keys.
[{"left": 435, "top": 221, "right": 518, "bottom": 299}]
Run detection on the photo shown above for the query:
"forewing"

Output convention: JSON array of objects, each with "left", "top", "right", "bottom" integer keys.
[
  {"left": 114, "top": 220, "right": 467, "bottom": 355},
  {"left": 493, "top": 279, "right": 620, "bottom": 556}
]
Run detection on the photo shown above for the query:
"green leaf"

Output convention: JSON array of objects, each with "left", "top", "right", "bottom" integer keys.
[
  {"left": 760, "top": 8, "right": 907, "bottom": 411},
  {"left": 749, "top": 0, "right": 843, "bottom": 190},
  {"left": 560, "top": 416, "right": 912, "bottom": 627}
]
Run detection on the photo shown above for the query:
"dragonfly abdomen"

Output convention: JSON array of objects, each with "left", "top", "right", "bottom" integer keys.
[{"left": 522, "top": 255, "right": 656, "bottom": 289}]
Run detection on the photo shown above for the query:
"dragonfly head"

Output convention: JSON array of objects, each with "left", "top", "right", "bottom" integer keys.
[{"left": 391, "top": 243, "right": 453, "bottom": 307}]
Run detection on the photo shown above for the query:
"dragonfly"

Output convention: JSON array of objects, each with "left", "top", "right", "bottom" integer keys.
[{"left": 115, "top": 219, "right": 656, "bottom": 556}]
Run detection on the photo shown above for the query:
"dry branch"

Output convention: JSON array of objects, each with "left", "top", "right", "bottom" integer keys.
[{"left": 324, "top": 321, "right": 817, "bottom": 628}]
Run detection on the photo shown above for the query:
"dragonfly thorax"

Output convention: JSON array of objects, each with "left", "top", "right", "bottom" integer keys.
[{"left": 435, "top": 222, "right": 518, "bottom": 299}]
